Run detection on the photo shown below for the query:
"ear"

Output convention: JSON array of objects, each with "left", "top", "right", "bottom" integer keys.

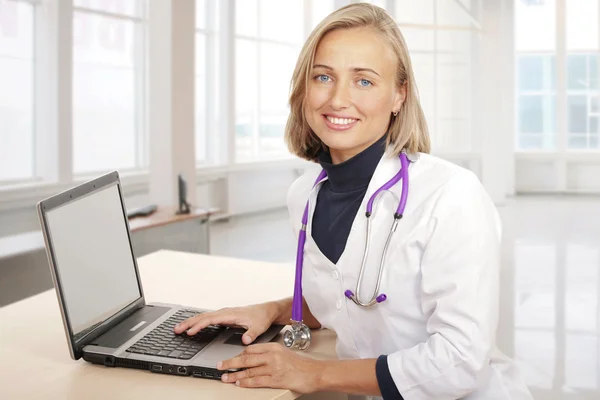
[{"left": 392, "top": 81, "right": 407, "bottom": 113}]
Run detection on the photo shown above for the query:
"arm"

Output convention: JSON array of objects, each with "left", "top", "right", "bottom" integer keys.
[
  {"left": 315, "top": 358, "right": 381, "bottom": 397},
  {"left": 384, "top": 172, "right": 501, "bottom": 398},
  {"left": 269, "top": 296, "right": 322, "bottom": 329}
]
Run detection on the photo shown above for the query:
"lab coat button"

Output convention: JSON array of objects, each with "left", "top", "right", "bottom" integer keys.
[
  {"left": 332, "top": 270, "right": 339, "bottom": 280},
  {"left": 336, "top": 299, "right": 342, "bottom": 310}
]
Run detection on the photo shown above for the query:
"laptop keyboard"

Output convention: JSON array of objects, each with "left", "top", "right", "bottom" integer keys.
[{"left": 125, "top": 309, "right": 224, "bottom": 360}]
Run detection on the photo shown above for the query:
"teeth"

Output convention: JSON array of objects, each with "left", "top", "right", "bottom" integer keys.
[{"left": 327, "top": 116, "right": 356, "bottom": 125}]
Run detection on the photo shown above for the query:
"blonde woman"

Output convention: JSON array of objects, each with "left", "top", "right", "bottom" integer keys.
[{"left": 177, "top": 4, "right": 532, "bottom": 399}]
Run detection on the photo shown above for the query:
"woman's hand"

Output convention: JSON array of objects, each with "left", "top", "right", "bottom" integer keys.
[
  {"left": 217, "top": 343, "right": 324, "bottom": 394},
  {"left": 173, "top": 302, "right": 280, "bottom": 345}
]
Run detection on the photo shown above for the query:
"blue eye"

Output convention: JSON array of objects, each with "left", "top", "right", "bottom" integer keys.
[
  {"left": 358, "top": 79, "right": 372, "bottom": 87},
  {"left": 316, "top": 75, "right": 331, "bottom": 83}
]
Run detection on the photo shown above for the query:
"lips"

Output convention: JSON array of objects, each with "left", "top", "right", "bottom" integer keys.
[{"left": 323, "top": 115, "right": 359, "bottom": 131}]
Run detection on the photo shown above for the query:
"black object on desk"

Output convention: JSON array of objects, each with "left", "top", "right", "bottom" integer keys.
[
  {"left": 176, "top": 174, "right": 191, "bottom": 215},
  {"left": 127, "top": 204, "right": 158, "bottom": 219}
]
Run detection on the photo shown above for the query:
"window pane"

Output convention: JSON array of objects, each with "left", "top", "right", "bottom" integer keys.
[
  {"left": 566, "top": 0, "right": 599, "bottom": 51},
  {"left": 73, "top": 12, "right": 143, "bottom": 174},
  {"left": 235, "top": 0, "right": 258, "bottom": 37},
  {"left": 74, "top": 0, "right": 145, "bottom": 19},
  {"left": 518, "top": 134, "right": 544, "bottom": 149},
  {"left": 196, "top": 0, "right": 207, "bottom": 30},
  {"left": 519, "top": 56, "right": 543, "bottom": 91},
  {"left": 410, "top": 54, "right": 434, "bottom": 125},
  {"left": 196, "top": 0, "right": 218, "bottom": 31},
  {"left": 400, "top": 28, "right": 434, "bottom": 52},
  {"left": 310, "top": 0, "right": 335, "bottom": 31},
  {"left": 259, "top": 43, "right": 298, "bottom": 158},
  {"left": 591, "top": 95, "right": 599, "bottom": 113},
  {"left": 519, "top": 95, "right": 555, "bottom": 134},
  {"left": 518, "top": 55, "right": 555, "bottom": 92},
  {"left": 437, "top": 0, "right": 474, "bottom": 27},
  {"left": 437, "top": 54, "right": 470, "bottom": 120},
  {"left": 591, "top": 55, "right": 598, "bottom": 89},
  {"left": 196, "top": 0, "right": 219, "bottom": 165},
  {"left": 396, "top": 0, "right": 434, "bottom": 25},
  {"left": 568, "top": 95, "right": 587, "bottom": 134},
  {"left": 259, "top": 0, "right": 303, "bottom": 44},
  {"left": 235, "top": 39, "right": 258, "bottom": 162},
  {"left": 591, "top": 116, "right": 598, "bottom": 133},
  {"left": 195, "top": 33, "right": 207, "bottom": 163},
  {"left": 568, "top": 134, "right": 587, "bottom": 149},
  {"left": 259, "top": 44, "right": 296, "bottom": 115},
  {"left": 515, "top": 0, "right": 556, "bottom": 52},
  {"left": 436, "top": 30, "right": 471, "bottom": 53},
  {"left": 0, "top": 1, "right": 34, "bottom": 181},
  {"left": 568, "top": 54, "right": 587, "bottom": 90}
]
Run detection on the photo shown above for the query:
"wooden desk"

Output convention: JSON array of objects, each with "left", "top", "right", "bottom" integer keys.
[
  {"left": 128, "top": 207, "right": 220, "bottom": 257},
  {"left": 0, "top": 250, "right": 345, "bottom": 400}
]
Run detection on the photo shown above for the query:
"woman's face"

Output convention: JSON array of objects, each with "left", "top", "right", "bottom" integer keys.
[{"left": 304, "top": 27, "right": 406, "bottom": 164}]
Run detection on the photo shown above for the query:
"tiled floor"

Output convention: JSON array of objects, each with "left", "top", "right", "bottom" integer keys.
[{"left": 211, "top": 196, "right": 600, "bottom": 399}]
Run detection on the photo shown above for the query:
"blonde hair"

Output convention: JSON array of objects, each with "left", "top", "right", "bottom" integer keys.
[{"left": 284, "top": 3, "right": 430, "bottom": 161}]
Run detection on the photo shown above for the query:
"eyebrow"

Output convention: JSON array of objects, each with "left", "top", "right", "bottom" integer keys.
[{"left": 312, "top": 64, "right": 381, "bottom": 77}]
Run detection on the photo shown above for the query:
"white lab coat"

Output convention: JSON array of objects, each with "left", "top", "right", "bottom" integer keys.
[{"left": 287, "top": 151, "right": 532, "bottom": 400}]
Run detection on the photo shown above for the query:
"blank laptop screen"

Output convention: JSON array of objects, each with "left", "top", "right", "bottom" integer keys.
[{"left": 45, "top": 183, "right": 141, "bottom": 337}]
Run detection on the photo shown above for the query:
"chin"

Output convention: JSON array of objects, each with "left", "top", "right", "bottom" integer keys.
[{"left": 319, "top": 131, "right": 362, "bottom": 152}]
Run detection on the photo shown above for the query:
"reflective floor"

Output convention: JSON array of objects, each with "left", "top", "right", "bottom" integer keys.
[{"left": 211, "top": 195, "right": 600, "bottom": 399}]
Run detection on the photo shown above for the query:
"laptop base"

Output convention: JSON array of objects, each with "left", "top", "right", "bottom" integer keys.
[{"left": 82, "top": 352, "right": 225, "bottom": 380}]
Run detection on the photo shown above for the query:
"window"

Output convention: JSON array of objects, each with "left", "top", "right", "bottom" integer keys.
[
  {"left": 566, "top": 0, "right": 599, "bottom": 150},
  {"left": 516, "top": 0, "right": 600, "bottom": 151},
  {"left": 567, "top": 61, "right": 599, "bottom": 150},
  {"left": 234, "top": 0, "right": 304, "bottom": 163},
  {"left": 72, "top": 0, "right": 147, "bottom": 174},
  {"left": 310, "top": 0, "right": 335, "bottom": 31},
  {"left": 396, "top": 1, "right": 475, "bottom": 153},
  {"left": 515, "top": 0, "right": 556, "bottom": 150},
  {"left": 0, "top": 0, "right": 35, "bottom": 182},
  {"left": 517, "top": 55, "right": 556, "bottom": 149},
  {"left": 195, "top": 0, "right": 219, "bottom": 165}
]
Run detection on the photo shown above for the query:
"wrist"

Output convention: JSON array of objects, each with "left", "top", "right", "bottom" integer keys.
[
  {"left": 309, "top": 359, "right": 329, "bottom": 393},
  {"left": 267, "top": 299, "right": 288, "bottom": 325}
]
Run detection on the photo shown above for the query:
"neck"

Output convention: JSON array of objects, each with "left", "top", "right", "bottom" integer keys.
[{"left": 329, "top": 135, "right": 386, "bottom": 165}]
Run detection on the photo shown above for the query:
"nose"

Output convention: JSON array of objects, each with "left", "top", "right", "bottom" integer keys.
[{"left": 330, "top": 81, "right": 351, "bottom": 110}]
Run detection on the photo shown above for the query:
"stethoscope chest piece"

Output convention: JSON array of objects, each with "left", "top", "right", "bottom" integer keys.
[{"left": 283, "top": 322, "right": 311, "bottom": 350}]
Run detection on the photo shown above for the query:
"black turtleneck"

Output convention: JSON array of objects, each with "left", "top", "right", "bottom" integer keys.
[
  {"left": 312, "top": 134, "right": 386, "bottom": 264},
  {"left": 311, "top": 134, "right": 405, "bottom": 400}
]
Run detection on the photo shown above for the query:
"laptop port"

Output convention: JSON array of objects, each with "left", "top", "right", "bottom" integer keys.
[
  {"left": 177, "top": 366, "right": 188, "bottom": 375},
  {"left": 204, "top": 372, "right": 214, "bottom": 378},
  {"left": 193, "top": 371, "right": 204, "bottom": 378},
  {"left": 152, "top": 365, "right": 163, "bottom": 372}
]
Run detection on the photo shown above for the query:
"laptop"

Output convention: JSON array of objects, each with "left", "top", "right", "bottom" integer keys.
[{"left": 36, "top": 171, "right": 284, "bottom": 380}]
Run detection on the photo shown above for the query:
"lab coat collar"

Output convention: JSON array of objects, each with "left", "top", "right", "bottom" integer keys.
[{"left": 304, "top": 147, "right": 415, "bottom": 270}]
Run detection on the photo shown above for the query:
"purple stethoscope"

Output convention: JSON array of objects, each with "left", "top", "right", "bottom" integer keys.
[{"left": 284, "top": 151, "right": 412, "bottom": 350}]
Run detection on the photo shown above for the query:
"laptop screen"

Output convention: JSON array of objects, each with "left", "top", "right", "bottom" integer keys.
[{"left": 45, "top": 183, "right": 141, "bottom": 339}]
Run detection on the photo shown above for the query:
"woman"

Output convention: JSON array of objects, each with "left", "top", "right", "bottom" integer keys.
[{"left": 175, "top": 4, "right": 532, "bottom": 399}]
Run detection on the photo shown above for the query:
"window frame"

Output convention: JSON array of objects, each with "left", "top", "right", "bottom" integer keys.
[
  {"left": 71, "top": 1, "right": 149, "bottom": 176},
  {"left": 0, "top": 0, "right": 39, "bottom": 185},
  {"left": 232, "top": 0, "right": 305, "bottom": 164}
]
